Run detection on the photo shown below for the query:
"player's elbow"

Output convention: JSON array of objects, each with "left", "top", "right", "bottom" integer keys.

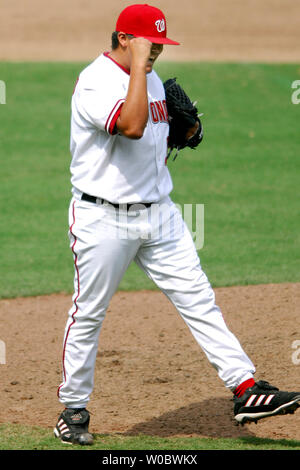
[
  {"left": 120, "top": 126, "right": 145, "bottom": 140},
  {"left": 116, "top": 115, "right": 147, "bottom": 139}
]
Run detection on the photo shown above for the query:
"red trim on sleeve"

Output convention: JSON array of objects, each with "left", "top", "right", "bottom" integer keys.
[
  {"left": 105, "top": 99, "right": 125, "bottom": 135},
  {"left": 109, "top": 103, "right": 123, "bottom": 135}
]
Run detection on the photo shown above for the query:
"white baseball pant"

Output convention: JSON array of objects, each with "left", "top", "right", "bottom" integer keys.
[{"left": 57, "top": 193, "right": 255, "bottom": 408}]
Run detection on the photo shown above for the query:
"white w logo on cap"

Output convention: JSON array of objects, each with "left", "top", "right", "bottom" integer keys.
[{"left": 155, "top": 19, "right": 165, "bottom": 33}]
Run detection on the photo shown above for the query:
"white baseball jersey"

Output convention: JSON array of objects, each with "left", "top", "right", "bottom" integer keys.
[{"left": 70, "top": 52, "right": 173, "bottom": 204}]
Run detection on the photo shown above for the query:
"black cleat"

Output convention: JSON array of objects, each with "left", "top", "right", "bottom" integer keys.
[
  {"left": 234, "top": 380, "right": 300, "bottom": 425},
  {"left": 54, "top": 408, "right": 94, "bottom": 445}
]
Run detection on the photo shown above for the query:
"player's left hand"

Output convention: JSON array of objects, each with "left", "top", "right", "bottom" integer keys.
[
  {"left": 163, "top": 78, "right": 203, "bottom": 160},
  {"left": 186, "top": 121, "right": 200, "bottom": 140}
]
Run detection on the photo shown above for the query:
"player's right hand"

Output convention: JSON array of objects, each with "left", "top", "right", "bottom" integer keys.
[{"left": 128, "top": 37, "right": 152, "bottom": 67}]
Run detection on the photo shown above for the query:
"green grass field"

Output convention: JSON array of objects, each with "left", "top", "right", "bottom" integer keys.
[
  {"left": 0, "top": 61, "right": 299, "bottom": 451},
  {"left": 0, "top": 62, "right": 299, "bottom": 299},
  {"left": 1, "top": 424, "right": 300, "bottom": 451}
]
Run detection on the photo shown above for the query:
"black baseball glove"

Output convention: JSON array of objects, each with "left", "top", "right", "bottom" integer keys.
[{"left": 163, "top": 78, "right": 203, "bottom": 160}]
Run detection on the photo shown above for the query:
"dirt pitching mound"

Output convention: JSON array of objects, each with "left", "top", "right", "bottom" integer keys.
[{"left": 0, "top": 283, "right": 299, "bottom": 441}]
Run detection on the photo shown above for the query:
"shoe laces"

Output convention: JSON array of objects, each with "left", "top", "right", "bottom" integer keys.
[
  {"left": 255, "top": 380, "right": 279, "bottom": 392},
  {"left": 72, "top": 412, "right": 84, "bottom": 420},
  {"left": 64, "top": 408, "right": 90, "bottom": 425}
]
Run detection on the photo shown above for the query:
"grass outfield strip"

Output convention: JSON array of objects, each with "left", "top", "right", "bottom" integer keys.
[
  {"left": 0, "top": 62, "right": 299, "bottom": 298},
  {"left": 0, "top": 424, "right": 300, "bottom": 450}
]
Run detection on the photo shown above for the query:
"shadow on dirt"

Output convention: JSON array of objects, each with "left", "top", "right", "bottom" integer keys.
[{"left": 124, "top": 397, "right": 255, "bottom": 438}]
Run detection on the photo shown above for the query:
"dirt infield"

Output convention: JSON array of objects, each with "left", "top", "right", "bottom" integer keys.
[
  {"left": 1, "top": 283, "right": 300, "bottom": 440},
  {"left": 1, "top": 0, "right": 300, "bottom": 62},
  {"left": 1, "top": 0, "right": 300, "bottom": 443}
]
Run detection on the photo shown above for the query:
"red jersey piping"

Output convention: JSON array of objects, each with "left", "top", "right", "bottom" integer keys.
[
  {"left": 57, "top": 200, "right": 80, "bottom": 398},
  {"left": 103, "top": 51, "right": 130, "bottom": 75},
  {"left": 105, "top": 99, "right": 125, "bottom": 135}
]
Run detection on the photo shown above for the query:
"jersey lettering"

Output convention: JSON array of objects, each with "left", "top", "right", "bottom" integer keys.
[{"left": 150, "top": 100, "right": 168, "bottom": 124}]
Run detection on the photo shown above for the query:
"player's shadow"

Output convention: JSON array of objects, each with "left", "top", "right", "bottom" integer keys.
[{"left": 124, "top": 397, "right": 254, "bottom": 438}]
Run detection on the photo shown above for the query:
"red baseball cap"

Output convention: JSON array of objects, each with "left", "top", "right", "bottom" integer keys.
[{"left": 116, "top": 4, "right": 180, "bottom": 45}]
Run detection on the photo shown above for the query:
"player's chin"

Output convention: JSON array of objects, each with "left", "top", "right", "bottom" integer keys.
[
  {"left": 145, "top": 64, "right": 153, "bottom": 73},
  {"left": 146, "top": 59, "right": 156, "bottom": 73}
]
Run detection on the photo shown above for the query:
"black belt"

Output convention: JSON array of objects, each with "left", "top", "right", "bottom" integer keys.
[{"left": 81, "top": 193, "right": 153, "bottom": 210}]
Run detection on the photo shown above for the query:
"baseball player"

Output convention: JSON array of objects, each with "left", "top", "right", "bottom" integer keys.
[{"left": 54, "top": 4, "right": 300, "bottom": 445}]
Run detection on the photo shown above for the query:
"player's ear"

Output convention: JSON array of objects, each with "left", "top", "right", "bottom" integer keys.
[{"left": 117, "top": 32, "right": 128, "bottom": 48}]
